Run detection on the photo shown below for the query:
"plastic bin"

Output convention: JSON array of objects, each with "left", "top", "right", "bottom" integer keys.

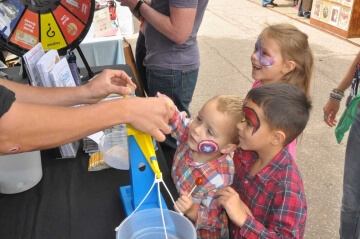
[
  {"left": 0, "top": 151, "right": 42, "bottom": 194},
  {"left": 99, "top": 127, "right": 129, "bottom": 170},
  {"left": 116, "top": 208, "right": 196, "bottom": 239}
]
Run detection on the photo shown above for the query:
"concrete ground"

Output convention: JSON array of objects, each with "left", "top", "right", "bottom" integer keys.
[{"left": 123, "top": 1, "right": 360, "bottom": 238}]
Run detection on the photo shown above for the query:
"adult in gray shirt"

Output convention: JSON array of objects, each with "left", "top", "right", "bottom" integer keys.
[
  {"left": 119, "top": 0, "right": 209, "bottom": 164},
  {"left": 119, "top": 0, "right": 209, "bottom": 116}
]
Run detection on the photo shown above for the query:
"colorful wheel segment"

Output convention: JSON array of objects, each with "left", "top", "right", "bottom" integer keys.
[{"left": 0, "top": 0, "right": 94, "bottom": 56}]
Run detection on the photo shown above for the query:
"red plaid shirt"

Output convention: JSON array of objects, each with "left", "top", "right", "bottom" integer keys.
[
  {"left": 169, "top": 109, "right": 234, "bottom": 239},
  {"left": 230, "top": 148, "right": 307, "bottom": 238}
]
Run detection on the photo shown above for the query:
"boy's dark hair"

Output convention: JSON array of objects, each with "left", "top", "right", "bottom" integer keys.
[{"left": 246, "top": 83, "right": 312, "bottom": 146}]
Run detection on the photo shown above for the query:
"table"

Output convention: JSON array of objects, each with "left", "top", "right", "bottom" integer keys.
[
  {"left": 74, "top": 24, "right": 125, "bottom": 68},
  {"left": 0, "top": 65, "right": 179, "bottom": 239},
  {"left": 0, "top": 144, "right": 177, "bottom": 239}
]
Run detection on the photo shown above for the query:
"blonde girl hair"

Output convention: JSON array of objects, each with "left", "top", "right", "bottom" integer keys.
[
  {"left": 208, "top": 95, "right": 244, "bottom": 144},
  {"left": 262, "top": 23, "right": 314, "bottom": 96}
]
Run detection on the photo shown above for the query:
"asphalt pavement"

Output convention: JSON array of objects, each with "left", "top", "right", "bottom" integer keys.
[{"left": 124, "top": 1, "right": 360, "bottom": 237}]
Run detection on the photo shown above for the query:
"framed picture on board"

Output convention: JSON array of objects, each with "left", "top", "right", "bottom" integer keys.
[
  {"left": 329, "top": 5, "right": 340, "bottom": 26},
  {"left": 312, "top": 0, "right": 322, "bottom": 19},
  {"left": 338, "top": 7, "right": 350, "bottom": 30}
]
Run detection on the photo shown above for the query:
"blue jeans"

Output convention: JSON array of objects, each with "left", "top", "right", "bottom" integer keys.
[
  {"left": 146, "top": 68, "right": 198, "bottom": 168},
  {"left": 340, "top": 107, "right": 360, "bottom": 239},
  {"left": 135, "top": 32, "right": 148, "bottom": 95},
  {"left": 146, "top": 68, "right": 198, "bottom": 116}
]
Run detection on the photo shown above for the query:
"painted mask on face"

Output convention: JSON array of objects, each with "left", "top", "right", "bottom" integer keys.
[
  {"left": 243, "top": 106, "right": 261, "bottom": 135},
  {"left": 197, "top": 140, "right": 219, "bottom": 154},
  {"left": 255, "top": 37, "right": 275, "bottom": 67}
]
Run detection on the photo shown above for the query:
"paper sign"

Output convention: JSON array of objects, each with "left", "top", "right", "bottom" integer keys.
[{"left": 92, "top": 7, "right": 112, "bottom": 37}]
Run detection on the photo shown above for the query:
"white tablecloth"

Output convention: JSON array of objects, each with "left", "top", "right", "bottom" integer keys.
[{"left": 74, "top": 25, "right": 125, "bottom": 68}]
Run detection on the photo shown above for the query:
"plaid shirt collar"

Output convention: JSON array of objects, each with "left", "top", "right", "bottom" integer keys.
[
  {"left": 185, "top": 148, "right": 232, "bottom": 170},
  {"left": 237, "top": 148, "right": 292, "bottom": 184}
]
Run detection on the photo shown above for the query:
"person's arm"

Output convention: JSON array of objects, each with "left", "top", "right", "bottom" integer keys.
[
  {"left": 323, "top": 51, "right": 360, "bottom": 127},
  {"left": 118, "top": 0, "right": 196, "bottom": 45},
  {"left": 0, "top": 69, "right": 136, "bottom": 106},
  {"left": 0, "top": 96, "right": 172, "bottom": 155},
  {"left": 218, "top": 184, "right": 306, "bottom": 238},
  {"left": 174, "top": 195, "right": 198, "bottom": 222},
  {"left": 217, "top": 186, "right": 253, "bottom": 227}
]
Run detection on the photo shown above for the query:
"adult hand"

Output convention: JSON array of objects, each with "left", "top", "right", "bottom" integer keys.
[
  {"left": 217, "top": 186, "right": 253, "bottom": 227},
  {"left": 323, "top": 98, "right": 341, "bottom": 127},
  {"left": 84, "top": 69, "right": 136, "bottom": 104},
  {"left": 126, "top": 97, "right": 172, "bottom": 141}
]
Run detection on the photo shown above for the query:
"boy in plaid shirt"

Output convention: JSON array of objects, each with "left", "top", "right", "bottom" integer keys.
[
  {"left": 218, "top": 83, "right": 312, "bottom": 238},
  {"left": 162, "top": 93, "right": 243, "bottom": 238}
]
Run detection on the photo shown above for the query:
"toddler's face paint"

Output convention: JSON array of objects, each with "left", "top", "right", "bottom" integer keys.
[
  {"left": 243, "top": 106, "right": 260, "bottom": 135},
  {"left": 198, "top": 140, "right": 219, "bottom": 154},
  {"left": 255, "top": 38, "right": 276, "bottom": 67}
]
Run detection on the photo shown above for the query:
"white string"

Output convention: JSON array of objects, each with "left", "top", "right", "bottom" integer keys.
[
  {"left": 115, "top": 173, "right": 185, "bottom": 239},
  {"left": 157, "top": 178, "right": 168, "bottom": 239},
  {"left": 160, "top": 178, "right": 183, "bottom": 215},
  {"left": 115, "top": 175, "right": 157, "bottom": 231}
]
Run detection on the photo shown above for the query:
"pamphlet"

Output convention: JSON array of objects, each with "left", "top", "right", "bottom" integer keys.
[
  {"left": 22, "top": 43, "right": 79, "bottom": 158},
  {"left": 22, "top": 42, "right": 45, "bottom": 86},
  {"left": 49, "top": 57, "right": 77, "bottom": 87},
  {"left": 36, "top": 49, "right": 60, "bottom": 87}
]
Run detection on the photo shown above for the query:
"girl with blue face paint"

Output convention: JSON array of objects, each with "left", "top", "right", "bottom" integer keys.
[
  {"left": 250, "top": 23, "right": 313, "bottom": 96},
  {"left": 250, "top": 23, "right": 314, "bottom": 160}
]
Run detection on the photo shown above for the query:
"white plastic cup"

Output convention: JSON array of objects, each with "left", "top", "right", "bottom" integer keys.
[
  {"left": 116, "top": 208, "right": 196, "bottom": 239},
  {"left": 99, "top": 128, "right": 129, "bottom": 170},
  {"left": 0, "top": 151, "right": 42, "bottom": 194}
]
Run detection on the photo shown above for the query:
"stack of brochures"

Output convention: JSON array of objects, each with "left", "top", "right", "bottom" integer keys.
[{"left": 23, "top": 43, "right": 79, "bottom": 158}]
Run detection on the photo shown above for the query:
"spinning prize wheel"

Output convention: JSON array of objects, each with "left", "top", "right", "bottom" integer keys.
[{"left": 0, "top": 0, "right": 95, "bottom": 56}]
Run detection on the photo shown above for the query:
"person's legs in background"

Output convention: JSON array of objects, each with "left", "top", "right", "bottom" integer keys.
[
  {"left": 298, "top": 1, "right": 304, "bottom": 16},
  {"left": 135, "top": 32, "right": 148, "bottom": 95},
  {"left": 262, "top": 0, "right": 278, "bottom": 7},
  {"left": 340, "top": 108, "right": 360, "bottom": 239},
  {"left": 298, "top": 0, "right": 311, "bottom": 18},
  {"left": 147, "top": 68, "right": 198, "bottom": 169}
]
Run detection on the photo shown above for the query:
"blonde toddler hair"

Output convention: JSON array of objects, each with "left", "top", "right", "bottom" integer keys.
[{"left": 208, "top": 95, "right": 243, "bottom": 144}]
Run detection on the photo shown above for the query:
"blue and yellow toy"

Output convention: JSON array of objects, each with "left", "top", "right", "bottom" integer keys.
[{"left": 119, "top": 125, "right": 168, "bottom": 216}]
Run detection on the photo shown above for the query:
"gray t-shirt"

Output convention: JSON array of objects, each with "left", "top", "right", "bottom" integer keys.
[{"left": 144, "top": 0, "right": 209, "bottom": 71}]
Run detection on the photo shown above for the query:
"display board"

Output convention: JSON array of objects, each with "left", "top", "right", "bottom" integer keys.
[
  {"left": 310, "top": 0, "right": 360, "bottom": 38},
  {"left": 0, "top": 0, "right": 95, "bottom": 56}
]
